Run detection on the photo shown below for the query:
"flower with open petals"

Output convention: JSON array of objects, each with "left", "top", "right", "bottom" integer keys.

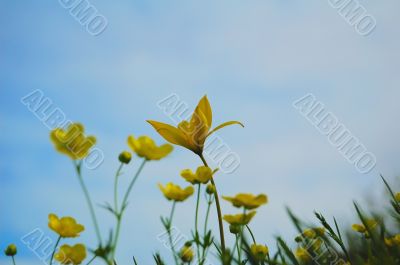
[
  {"left": 158, "top": 183, "right": 194, "bottom": 202},
  {"left": 352, "top": 219, "right": 377, "bottom": 234},
  {"left": 127, "top": 135, "right": 173, "bottom": 160},
  {"left": 50, "top": 123, "right": 96, "bottom": 160},
  {"left": 222, "top": 193, "right": 267, "bottom": 210},
  {"left": 148, "top": 95, "right": 243, "bottom": 155},
  {"left": 48, "top": 214, "right": 84, "bottom": 238},
  {"left": 250, "top": 244, "right": 269, "bottom": 262},
  {"left": 223, "top": 211, "right": 257, "bottom": 226},
  {"left": 180, "top": 166, "right": 213, "bottom": 184},
  {"left": 55, "top": 244, "right": 86, "bottom": 264}
]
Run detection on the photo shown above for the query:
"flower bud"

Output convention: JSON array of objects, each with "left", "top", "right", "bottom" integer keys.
[
  {"left": 118, "top": 151, "right": 132, "bottom": 164},
  {"left": 179, "top": 246, "right": 194, "bottom": 263},
  {"left": 206, "top": 184, "right": 216, "bottom": 195},
  {"left": 4, "top": 244, "right": 17, "bottom": 256},
  {"left": 229, "top": 224, "right": 240, "bottom": 234}
]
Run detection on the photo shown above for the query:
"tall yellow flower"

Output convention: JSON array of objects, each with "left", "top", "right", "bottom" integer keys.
[
  {"left": 127, "top": 135, "right": 173, "bottom": 160},
  {"left": 50, "top": 123, "right": 96, "bottom": 160},
  {"left": 352, "top": 219, "right": 377, "bottom": 234},
  {"left": 158, "top": 183, "right": 194, "bottom": 202},
  {"left": 55, "top": 244, "right": 86, "bottom": 265},
  {"left": 147, "top": 95, "right": 243, "bottom": 155},
  {"left": 223, "top": 211, "right": 257, "bottom": 226},
  {"left": 222, "top": 193, "right": 268, "bottom": 210},
  {"left": 180, "top": 166, "right": 213, "bottom": 184},
  {"left": 295, "top": 247, "right": 311, "bottom": 262},
  {"left": 48, "top": 214, "right": 84, "bottom": 238}
]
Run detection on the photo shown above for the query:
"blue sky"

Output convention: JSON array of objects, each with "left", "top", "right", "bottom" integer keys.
[{"left": 1, "top": 1, "right": 400, "bottom": 264}]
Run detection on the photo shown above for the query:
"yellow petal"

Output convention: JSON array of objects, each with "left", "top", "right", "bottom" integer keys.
[
  {"left": 206, "top": 121, "right": 244, "bottom": 138},
  {"left": 147, "top": 120, "right": 189, "bottom": 149},
  {"left": 194, "top": 95, "right": 212, "bottom": 128}
]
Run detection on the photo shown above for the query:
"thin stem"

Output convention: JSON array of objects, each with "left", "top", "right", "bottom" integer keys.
[
  {"left": 11, "top": 256, "right": 16, "bottom": 265},
  {"left": 114, "top": 163, "right": 124, "bottom": 211},
  {"left": 245, "top": 225, "right": 257, "bottom": 245},
  {"left": 199, "top": 154, "right": 226, "bottom": 253},
  {"left": 194, "top": 184, "right": 201, "bottom": 265},
  {"left": 112, "top": 159, "right": 147, "bottom": 261},
  {"left": 49, "top": 236, "right": 61, "bottom": 265},
  {"left": 85, "top": 255, "right": 97, "bottom": 265},
  {"left": 236, "top": 234, "right": 241, "bottom": 263},
  {"left": 200, "top": 195, "right": 213, "bottom": 265},
  {"left": 74, "top": 161, "right": 102, "bottom": 244},
  {"left": 167, "top": 202, "right": 179, "bottom": 265},
  {"left": 121, "top": 159, "right": 147, "bottom": 211}
]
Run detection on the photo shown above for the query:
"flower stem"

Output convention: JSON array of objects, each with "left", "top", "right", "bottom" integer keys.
[
  {"left": 112, "top": 159, "right": 147, "bottom": 261},
  {"left": 114, "top": 163, "right": 124, "bottom": 211},
  {"left": 199, "top": 154, "right": 226, "bottom": 253},
  {"left": 85, "top": 255, "right": 97, "bottom": 265},
  {"left": 200, "top": 195, "right": 213, "bottom": 265},
  {"left": 74, "top": 161, "right": 102, "bottom": 244},
  {"left": 49, "top": 236, "right": 61, "bottom": 265},
  {"left": 245, "top": 225, "right": 257, "bottom": 244},
  {"left": 167, "top": 202, "right": 179, "bottom": 265},
  {"left": 11, "top": 256, "right": 16, "bottom": 265},
  {"left": 194, "top": 184, "right": 201, "bottom": 264}
]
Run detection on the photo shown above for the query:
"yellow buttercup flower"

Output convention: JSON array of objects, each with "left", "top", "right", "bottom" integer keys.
[
  {"left": 222, "top": 193, "right": 268, "bottom": 210},
  {"left": 50, "top": 123, "right": 96, "bottom": 160},
  {"left": 250, "top": 244, "right": 269, "bottom": 261},
  {"left": 223, "top": 211, "right": 257, "bottom": 226},
  {"left": 48, "top": 214, "right": 84, "bottom": 238},
  {"left": 127, "top": 135, "right": 173, "bottom": 160},
  {"left": 179, "top": 245, "right": 194, "bottom": 263},
  {"left": 147, "top": 95, "right": 243, "bottom": 155},
  {"left": 302, "top": 227, "right": 325, "bottom": 239},
  {"left": 295, "top": 247, "right": 311, "bottom": 262},
  {"left": 55, "top": 244, "right": 86, "bottom": 264},
  {"left": 180, "top": 166, "right": 213, "bottom": 184},
  {"left": 352, "top": 219, "right": 377, "bottom": 235},
  {"left": 158, "top": 183, "right": 194, "bottom": 202},
  {"left": 384, "top": 234, "right": 400, "bottom": 247}
]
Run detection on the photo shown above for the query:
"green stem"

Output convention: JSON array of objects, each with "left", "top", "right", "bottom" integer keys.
[
  {"left": 199, "top": 154, "right": 226, "bottom": 254},
  {"left": 112, "top": 159, "right": 147, "bottom": 261},
  {"left": 245, "top": 225, "right": 257, "bottom": 244},
  {"left": 167, "top": 202, "right": 179, "bottom": 265},
  {"left": 85, "top": 255, "right": 97, "bottom": 265},
  {"left": 200, "top": 195, "right": 213, "bottom": 265},
  {"left": 114, "top": 163, "right": 124, "bottom": 211},
  {"left": 74, "top": 161, "right": 102, "bottom": 244},
  {"left": 194, "top": 184, "right": 201, "bottom": 265},
  {"left": 11, "top": 256, "right": 16, "bottom": 265},
  {"left": 49, "top": 236, "right": 61, "bottom": 265},
  {"left": 236, "top": 234, "right": 241, "bottom": 263}
]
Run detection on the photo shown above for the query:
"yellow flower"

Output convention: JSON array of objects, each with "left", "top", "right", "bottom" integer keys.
[
  {"left": 127, "top": 135, "right": 173, "bottom": 160},
  {"left": 250, "top": 244, "right": 269, "bottom": 261},
  {"left": 50, "top": 123, "right": 96, "bottom": 160},
  {"left": 158, "top": 183, "right": 194, "bottom": 202},
  {"left": 48, "top": 214, "right": 84, "bottom": 238},
  {"left": 222, "top": 193, "right": 267, "bottom": 210},
  {"left": 385, "top": 234, "right": 400, "bottom": 247},
  {"left": 295, "top": 247, "right": 311, "bottom": 262},
  {"left": 180, "top": 166, "right": 213, "bottom": 184},
  {"left": 55, "top": 244, "right": 86, "bottom": 264},
  {"left": 352, "top": 219, "right": 377, "bottom": 235},
  {"left": 395, "top": 192, "right": 400, "bottom": 203},
  {"left": 302, "top": 227, "right": 325, "bottom": 239},
  {"left": 179, "top": 245, "right": 194, "bottom": 263},
  {"left": 147, "top": 95, "right": 243, "bottom": 155},
  {"left": 223, "top": 211, "right": 257, "bottom": 226}
]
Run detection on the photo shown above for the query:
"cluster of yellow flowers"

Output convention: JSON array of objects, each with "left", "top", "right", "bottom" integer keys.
[{"left": 48, "top": 214, "right": 86, "bottom": 265}]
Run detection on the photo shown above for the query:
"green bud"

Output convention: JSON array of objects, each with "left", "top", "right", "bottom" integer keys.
[
  {"left": 229, "top": 224, "right": 240, "bottom": 234},
  {"left": 184, "top": 241, "right": 192, "bottom": 247},
  {"left": 206, "top": 184, "right": 216, "bottom": 195},
  {"left": 118, "top": 151, "right": 132, "bottom": 164},
  {"left": 4, "top": 244, "right": 17, "bottom": 256}
]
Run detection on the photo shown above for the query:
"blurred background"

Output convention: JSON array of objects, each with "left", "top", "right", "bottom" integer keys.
[{"left": 1, "top": 1, "right": 400, "bottom": 264}]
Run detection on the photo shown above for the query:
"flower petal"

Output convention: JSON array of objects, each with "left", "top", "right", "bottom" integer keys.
[
  {"left": 206, "top": 121, "right": 244, "bottom": 138},
  {"left": 147, "top": 120, "right": 189, "bottom": 148},
  {"left": 194, "top": 95, "right": 212, "bottom": 128}
]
